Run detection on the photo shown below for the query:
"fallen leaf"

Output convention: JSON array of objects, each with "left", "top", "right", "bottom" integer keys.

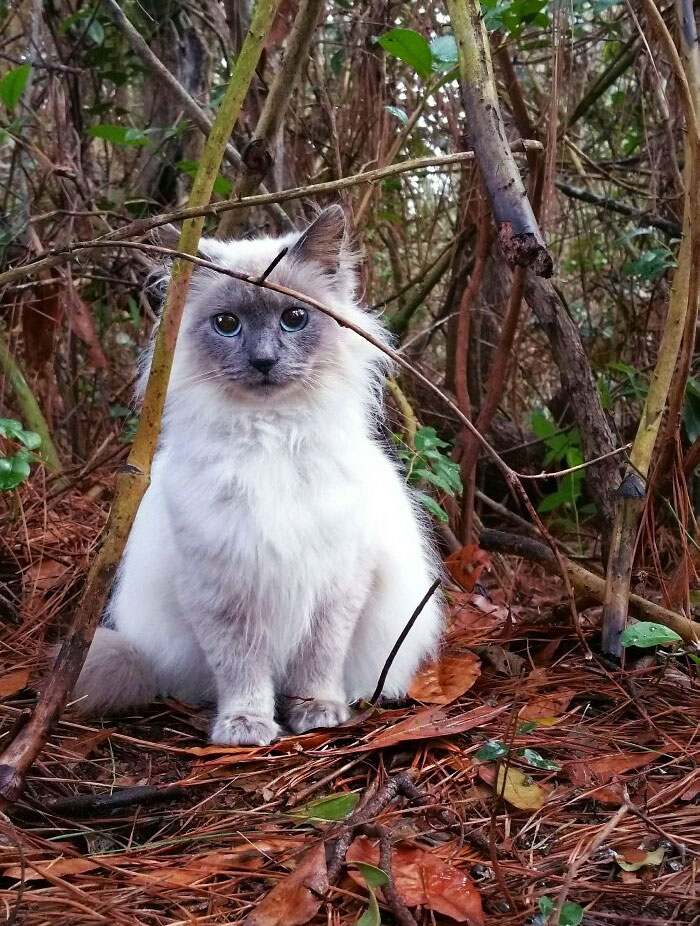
[
  {"left": 359, "top": 704, "right": 506, "bottom": 752},
  {"left": 495, "top": 765, "right": 548, "bottom": 810},
  {"left": 3, "top": 856, "right": 102, "bottom": 881},
  {"left": 291, "top": 792, "right": 359, "bottom": 821},
  {"left": 62, "top": 730, "right": 112, "bottom": 761},
  {"left": 478, "top": 764, "right": 549, "bottom": 810},
  {"left": 0, "top": 667, "right": 31, "bottom": 698},
  {"left": 243, "top": 842, "right": 328, "bottom": 926},
  {"left": 347, "top": 836, "right": 484, "bottom": 924},
  {"left": 614, "top": 845, "right": 665, "bottom": 872},
  {"left": 136, "top": 839, "right": 302, "bottom": 887},
  {"left": 445, "top": 545, "right": 491, "bottom": 592},
  {"left": 408, "top": 651, "right": 481, "bottom": 704},
  {"left": 519, "top": 689, "right": 576, "bottom": 721},
  {"left": 27, "top": 558, "right": 68, "bottom": 593},
  {"left": 565, "top": 752, "right": 659, "bottom": 788}
]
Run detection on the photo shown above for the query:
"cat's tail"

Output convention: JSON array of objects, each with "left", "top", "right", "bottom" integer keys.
[{"left": 66, "top": 627, "right": 157, "bottom": 716}]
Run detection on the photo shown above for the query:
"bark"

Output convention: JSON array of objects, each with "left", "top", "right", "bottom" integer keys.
[
  {"left": 523, "top": 273, "right": 619, "bottom": 533},
  {"left": 445, "top": 0, "right": 552, "bottom": 276}
]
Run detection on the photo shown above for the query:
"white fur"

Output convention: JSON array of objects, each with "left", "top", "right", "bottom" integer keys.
[{"left": 75, "top": 219, "right": 443, "bottom": 744}]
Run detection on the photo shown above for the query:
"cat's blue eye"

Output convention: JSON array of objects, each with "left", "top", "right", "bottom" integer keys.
[
  {"left": 280, "top": 307, "right": 308, "bottom": 332},
  {"left": 213, "top": 313, "right": 241, "bottom": 337}
]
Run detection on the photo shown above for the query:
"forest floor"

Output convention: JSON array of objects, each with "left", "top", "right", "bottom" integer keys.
[{"left": 0, "top": 472, "right": 699, "bottom": 926}]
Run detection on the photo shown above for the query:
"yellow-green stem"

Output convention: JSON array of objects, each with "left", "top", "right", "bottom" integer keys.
[{"left": 0, "top": 0, "right": 280, "bottom": 809}]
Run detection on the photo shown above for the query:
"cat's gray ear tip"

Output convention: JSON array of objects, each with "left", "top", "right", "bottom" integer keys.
[{"left": 315, "top": 203, "right": 347, "bottom": 231}]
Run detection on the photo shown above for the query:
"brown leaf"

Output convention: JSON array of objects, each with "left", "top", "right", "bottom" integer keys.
[
  {"left": 136, "top": 839, "right": 302, "bottom": 887},
  {"left": 518, "top": 689, "right": 576, "bottom": 721},
  {"left": 22, "top": 271, "right": 63, "bottom": 371},
  {"left": 0, "top": 668, "right": 31, "bottom": 698},
  {"left": 242, "top": 842, "right": 328, "bottom": 926},
  {"left": 27, "top": 558, "right": 69, "bottom": 593},
  {"left": 347, "top": 836, "right": 484, "bottom": 924},
  {"left": 445, "top": 545, "right": 491, "bottom": 592},
  {"left": 408, "top": 651, "right": 481, "bottom": 704},
  {"left": 359, "top": 703, "right": 506, "bottom": 752},
  {"left": 66, "top": 281, "right": 107, "bottom": 371},
  {"left": 565, "top": 752, "right": 659, "bottom": 788},
  {"left": 3, "top": 856, "right": 102, "bottom": 881},
  {"left": 62, "top": 730, "right": 112, "bottom": 760}
]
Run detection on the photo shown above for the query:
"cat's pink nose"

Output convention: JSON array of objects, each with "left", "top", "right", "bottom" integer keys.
[{"left": 250, "top": 357, "right": 278, "bottom": 374}]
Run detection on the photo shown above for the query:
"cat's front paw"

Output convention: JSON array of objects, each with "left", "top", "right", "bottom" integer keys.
[
  {"left": 285, "top": 698, "right": 350, "bottom": 734},
  {"left": 210, "top": 712, "right": 279, "bottom": 746}
]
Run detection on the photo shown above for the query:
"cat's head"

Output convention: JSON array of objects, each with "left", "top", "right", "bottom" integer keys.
[{"left": 148, "top": 206, "right": 390, "bottom": 407}]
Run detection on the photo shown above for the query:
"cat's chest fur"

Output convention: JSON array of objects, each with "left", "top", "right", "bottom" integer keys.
[{"left": 152, "top": 394, "right": 373, "bottom": 631}]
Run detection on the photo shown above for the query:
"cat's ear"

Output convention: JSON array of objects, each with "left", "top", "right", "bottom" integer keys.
[{"left": 289, "top": 205, "right": 348, "bottom": 274}]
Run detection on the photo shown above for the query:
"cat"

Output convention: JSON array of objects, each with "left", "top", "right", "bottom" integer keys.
[{"left": 71, "top": 205, "right": 443, "bottom": 746}]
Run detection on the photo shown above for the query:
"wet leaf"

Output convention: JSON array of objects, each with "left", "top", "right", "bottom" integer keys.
[
  {"left": 408, "top": 651, "right": 480, "bottom": 704},
  {"left": 347, "top": 836, "right": 484, "bottom": 924},
  {"left": 620, "top": 622, "right": 682, "bottom": 648},
  {"left": 475, "top": 740, "right": 509, "bottom": 761},
  {"left": 519, "top": 748, "right": 560, "bottom": 771},
  {"left": 291, "top": 791, "right": 359, "bottom": 821},
  {"left": 243, "top": 843, "right": 328, "bottom": 926}
]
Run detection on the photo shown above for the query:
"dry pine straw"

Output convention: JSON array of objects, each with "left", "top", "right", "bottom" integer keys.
[{"left": 0, "top": 475, "right": 699, "bottom": 926}]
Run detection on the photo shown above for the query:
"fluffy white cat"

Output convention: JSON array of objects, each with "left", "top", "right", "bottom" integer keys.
[{"left": 73, "top": 206, "right": 442, "bottom": 745}]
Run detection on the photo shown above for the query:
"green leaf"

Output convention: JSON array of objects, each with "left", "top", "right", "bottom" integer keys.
[
  {"left": 356, "top": 889, "right": 382, "bottom": 926},
  {"left": 352, "top": 862, "right": 389, "bottom": 889},
  {"left": 429, "top": 35, "right": 459, "bottom": 71},
  {"left": 620, "top": 622, "right": 682, "bottom": 649},
  {"left": 0, "top": 418, "right": 41, "bottom": 450},
  {"left": 519, "top": 748, "right": 560, "bottom": 771},
  {"left": 414, "top": 491, "right": 449, "bottom": 523},
  {"left": 377, "top": 29, "right": 432, "bottom": 80},
  {"left": 518, "top": 720, "right": 538, "bottom": 734},
  {"left": 292, "top": 791, "right": 359, "bottom": 821},
  {"left": 384, "top": 105, "right": 409, "bottom": 125},
  {"left": 0, "top": 63, "right": 31, "bottom": 111},
  {"left": 560, "top": 902, "right": 584, "bottom": 926},
  {"left": 86, "top": 123, "right": 150, "bottom": 146},
  {"left": 414, "top": 426, "right": 448, "bottom": 452},
  {"left": 538, "top": 489, "right": 571, "bottom": 513},
  {"left": 538, "top": 896, "right": 555, "bottom": 917},
  {"left": 0, "top": 452, "right": 32, "bottom": 490},
  {"left": 475, "top": 740, "right": 509, "bottom": 761}
]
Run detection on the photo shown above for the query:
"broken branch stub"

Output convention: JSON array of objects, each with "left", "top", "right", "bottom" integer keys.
[{"left": 446, "top": 0, "right": 553, "bottom": 277}]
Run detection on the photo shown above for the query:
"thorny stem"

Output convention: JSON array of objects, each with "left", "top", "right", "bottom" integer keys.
[{"left": 0, "top": 0, "right": 281, "bottom": 809}]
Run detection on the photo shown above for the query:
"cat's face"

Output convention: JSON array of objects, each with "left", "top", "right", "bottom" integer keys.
[
  {"left": 170, "top": 206, "right": 358, "bottom": 402},
  {"left": 186, "top": 276, "right": 337, "bottom": 394}
]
